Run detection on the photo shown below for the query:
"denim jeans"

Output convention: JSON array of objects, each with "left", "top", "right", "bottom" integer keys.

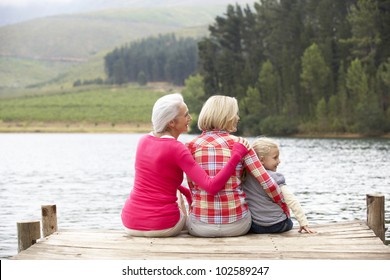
[{"left": 250, "top": 218, "right": 293, "bottom": 234}]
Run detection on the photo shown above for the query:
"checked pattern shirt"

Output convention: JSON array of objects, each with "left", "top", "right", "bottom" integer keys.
[{"left": 186, "top": 131, "right": 289, "bottom": 224}]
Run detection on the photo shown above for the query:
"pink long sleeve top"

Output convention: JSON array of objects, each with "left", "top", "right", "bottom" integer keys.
[{"left": 121, "top": 134, "right": 247, "bottom": 231}]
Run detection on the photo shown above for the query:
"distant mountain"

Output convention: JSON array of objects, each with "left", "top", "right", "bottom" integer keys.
[
  {"left": 0, "top": 6, "right": 221, "bottom": 61},
  {"left": 0, "top": 0, "right": 256, "bottom": 26},
  {"left": 0, "top": 0, "right": 257, "bottom": 89}
]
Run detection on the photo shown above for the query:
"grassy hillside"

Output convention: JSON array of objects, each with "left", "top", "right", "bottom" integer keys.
[
  {"left": 0, "top": 6, "right": 222, "bottom": 90},
  {"left": 0, "top": 6, "right": 219, "bottom": 60},
  {"left": 0, "top": 1, "right": 250, "bottom": 132},
  {"left": 1, "top": 14, "right": 176, "bottom": 60},
  {"left": 0, "top": 57, "right": 77, "bottom": 89},
  {"left": 0, "top": 84, "right": 175, "bottom": 132}
]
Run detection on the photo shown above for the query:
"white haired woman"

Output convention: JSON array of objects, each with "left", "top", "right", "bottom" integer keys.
[{"left": 121, "top": 93, "right": 249, "bottom": 237}]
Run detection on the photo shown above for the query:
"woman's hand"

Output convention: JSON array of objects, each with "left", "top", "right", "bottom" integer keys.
[{"left": 234, "top": 136, "right": 251, "bottom": 150}]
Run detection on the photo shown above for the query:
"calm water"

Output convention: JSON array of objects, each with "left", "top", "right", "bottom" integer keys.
[{"left": 0, "top": 133, "right": 389, "bottom": 259}]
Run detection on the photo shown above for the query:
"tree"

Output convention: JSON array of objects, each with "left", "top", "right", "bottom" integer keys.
[
  {"left": 182, "top": 75, "right": 206, "bottom": 133},
  {"left": 205, "top": 4, "right": 248, "bottom": 98},
  {"left": 315, "top": 98, "right": 328, "bottom": 131},
  {"left": 112, "top": 59, "right": 126, "bottom": 85},
  {"left": 376, "top": 0, "right": 390, "bottom": 65},
  {"left": 347, "top": 0, "right": 381, "bottom": 74},
  {"left": 334, "top": 61, "right": 349, "bottom": 131},
  {"left": 376, "top": 58, "right": 390, "bottom": 131},
  {"left": 194, "top": 0, "right": 388, "bottom": 136},
  {"left": 198, "top": 38, "right": 221, "bottom": 98},
  {"left": 137, "top": 71, "right": 147, "bottom": 86},
  {"left": 346, "top": 58, "right": 383, "bottom": 133},
  {"left": 307, "top": 0, "right": 352, "bottom": 97},
  {"left": 300, "top": 43, "right": 331, "bottom": 118},
  {"left": 328, "top": 94, "right": 345, "bottom": 132},
  {"left": 377, "top": 57, "right": 390, "bottom": 112},
  {"left": 257, "top": 60, "right": 282, "bottom": 116},
  {"left": 239, "top": 86, "right": 266, "bottom": 135},
  {"left": 104, "top": 34, "right": 198, "bottom": 86}
]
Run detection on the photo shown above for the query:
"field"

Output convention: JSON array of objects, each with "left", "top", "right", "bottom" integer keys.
[
  {"left": 0, "top": 5, "right": 222, "bottom": 133},
  {"left": 0, "top": 6, "right": 217, "bottom": 89},
  {"left": 0, "top": 84, "right": 179, "bottom": 132}
]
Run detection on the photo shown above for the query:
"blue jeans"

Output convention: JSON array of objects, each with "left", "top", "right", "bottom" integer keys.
[{"left": 250, "top": 218, "right": 293, "bottom": 234}]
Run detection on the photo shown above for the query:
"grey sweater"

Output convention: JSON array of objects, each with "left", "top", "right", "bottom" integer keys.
[{"left": 243, "top": 171, "right": 287, "bottom": 226}]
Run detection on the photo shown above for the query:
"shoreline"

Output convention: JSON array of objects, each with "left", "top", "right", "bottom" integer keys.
[
  {"left": 289, "top": 132, "right": 390, "bottom": 139},
  {"left": 1, "top": 121, "right": 390, "bottom": 138},
  {"left": 0, "top": 121, "right": 152, "bottom": 134}
]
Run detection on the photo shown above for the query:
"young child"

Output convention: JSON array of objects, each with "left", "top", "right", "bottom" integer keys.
[{"left": 243, "top": 137, "right": 316, "bottom": 234}]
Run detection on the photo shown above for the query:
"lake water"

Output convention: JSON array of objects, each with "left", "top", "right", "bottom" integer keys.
[{"left": 0, "top": 133, "right": 389, "bottom": 259}]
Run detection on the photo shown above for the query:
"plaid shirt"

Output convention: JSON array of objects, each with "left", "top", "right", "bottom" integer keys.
[{"left": 186, "top": 131, "right": 289, "bottom": 224}]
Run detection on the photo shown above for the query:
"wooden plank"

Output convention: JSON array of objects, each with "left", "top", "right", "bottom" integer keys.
[
  {"left": 13, "top": 244, "right": 390, "bottom": 260},
  {"left": 12, "top": 221, "right": 390, "bottom": 260}
]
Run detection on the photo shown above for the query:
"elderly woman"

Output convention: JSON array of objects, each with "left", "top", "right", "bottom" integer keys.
[
  {"left": 121, "top": 93, "right": 249, "bottom": 237},
  {"left": 186, "top": 95, "right": 289, "bottom": 237}
]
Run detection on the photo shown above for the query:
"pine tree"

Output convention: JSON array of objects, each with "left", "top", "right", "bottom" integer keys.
[
  {"left": 257, "top": 60, "right": 282, "bottom": 116},
  {"left": 347, "top": 0, "right": 381, "bottom": 74},
  {"left": 346, "top": 58, "right": 383, "bottom": 134},
  {"left": 300, "top": 43, "right": 331, "bottom": 118}
]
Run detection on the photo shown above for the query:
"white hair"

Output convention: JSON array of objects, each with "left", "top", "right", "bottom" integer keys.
[{"left": 152, "top": 93, "right": 184, "bottom": 133}]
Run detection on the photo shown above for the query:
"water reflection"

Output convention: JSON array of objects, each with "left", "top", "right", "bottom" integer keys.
[{"left": 0, "top": 133, "right": 389, "bottom": 258}]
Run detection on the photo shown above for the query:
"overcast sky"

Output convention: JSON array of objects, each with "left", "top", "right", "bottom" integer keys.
[
  {"left": 0, "top": 0, "right": 74, "bottom": 6},
  {"left": 0, "top": 0, "right": 257, "bottom": 26}
]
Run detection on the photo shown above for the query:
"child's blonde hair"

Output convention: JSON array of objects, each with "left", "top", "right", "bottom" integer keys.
[
  {"left": 241, "top": 137, "right": 279, "bottom": 183},
  {"left": 252, "top": 137, "right": 279, "bottom": 158}
]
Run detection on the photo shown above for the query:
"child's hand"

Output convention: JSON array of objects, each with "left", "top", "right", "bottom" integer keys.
[{"left": 298, "top": 226, "right": 317, "bottom": 234}]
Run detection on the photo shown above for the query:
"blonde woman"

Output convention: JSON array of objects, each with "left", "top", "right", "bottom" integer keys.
[
  {"left": 121, "top": 93, "right": 249, "bottom": 237},
  {"left": 244, "top": 137, "right": 316, "bottom": 234},
  {"left": 185, "top": 95, "right": 289, "bottom": 237}
]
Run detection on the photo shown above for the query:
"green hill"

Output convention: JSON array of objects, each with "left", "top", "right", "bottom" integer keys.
[
  {"left": 0, "top": 84, "right": 173, "bottom": 132},
  {"left": 0, "top": 6, "right": 228, "bottom": 90},
  {"left": 0, "top": 7, "right": 215, "bottom": 60}
]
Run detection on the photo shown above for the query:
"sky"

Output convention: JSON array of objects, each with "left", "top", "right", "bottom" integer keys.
[
  {"left": 0, "top": 0, "right": 257, "bottom": 26},
  {"left": 0, "top": 0, "right": 74, "bottom": 7},
  {"left": 0, "top": 0, "right": 103, "bottom": 25}
]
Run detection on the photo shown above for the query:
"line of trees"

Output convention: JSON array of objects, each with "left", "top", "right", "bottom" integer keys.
[
  {"left": 193, "top": 0, "right": 390, "bottom": 136},
  {"left": 104, "top": 34, "right": 198, "bottom": 86},
  {"left": 103, "top": 0, "right": 389, "bottom": 136}
]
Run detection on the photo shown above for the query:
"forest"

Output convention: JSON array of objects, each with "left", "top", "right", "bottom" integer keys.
[
  {"left": 104, "top": 34, "right": 198, "bottom": 86},
  {"left": 105, "top": 0, "right": 390, "bottom": 136}
]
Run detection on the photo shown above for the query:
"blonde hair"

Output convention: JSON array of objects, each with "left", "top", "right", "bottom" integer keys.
[
  {"left": 252, "top": 137, "right": 279, "bottom": 158},
  {"left": 152, "top": 93, "right": 184, "bottom": 133},
  {"left": 197, "top": 95, "right": 238, "bottom": 132}
]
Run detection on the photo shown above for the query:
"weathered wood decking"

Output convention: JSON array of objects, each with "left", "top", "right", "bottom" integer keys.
[{"left": 12, "top": 220, "right": 390, "bottom": 260}]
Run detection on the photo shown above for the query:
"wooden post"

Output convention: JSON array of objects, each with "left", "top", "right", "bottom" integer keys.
[
  {"left": 17, "top": 220, "right": 41, "bottom": 252},
  {"left": 41, "top": 204, "right": 58, "bottom": 237},
  {"left": 366, "top": 193, "right": 385, "bottom": 243}
]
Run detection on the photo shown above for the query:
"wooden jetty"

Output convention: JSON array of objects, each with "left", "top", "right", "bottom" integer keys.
[{"left": 11, "top": 194, "right": 390, "bottom": 260}]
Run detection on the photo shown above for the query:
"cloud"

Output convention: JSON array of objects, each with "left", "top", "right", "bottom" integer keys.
[{"left": 0, "top": 0, "right": 75, "bottom": 7}]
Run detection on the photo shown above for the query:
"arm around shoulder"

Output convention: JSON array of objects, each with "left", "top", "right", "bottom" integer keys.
[{"left": 182, "top": 140, "right": 248, "bottom": 196}]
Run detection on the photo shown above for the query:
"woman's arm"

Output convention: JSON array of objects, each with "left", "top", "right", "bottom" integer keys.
[
  {"left": 243, "top": 150, "right": 290, "bottom": 216},
  {"left": 180, "top": 140, "right": 249, "bottom": 196}
]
